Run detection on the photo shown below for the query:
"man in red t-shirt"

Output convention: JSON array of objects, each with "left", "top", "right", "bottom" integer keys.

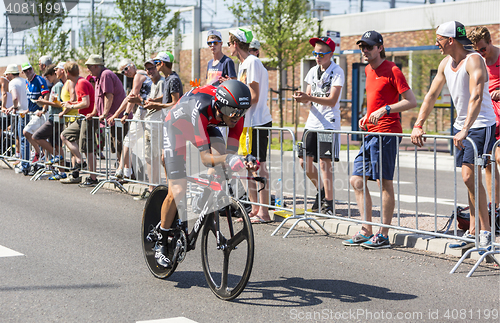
[
  {"left": 343, "top": 30, "right": 416, "bottom": 249},
  {"left": 60, "top": 61, "right": 96, "bottom": 184}
]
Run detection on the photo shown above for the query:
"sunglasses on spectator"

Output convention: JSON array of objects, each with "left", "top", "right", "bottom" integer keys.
[
  {"left": 154, "top": 60, "right": 162, "bottom": 66},
  {"left": 146, "top": 65, "right": 157, "bottom": 71},
  {"left": 121, "top": 64, "right": 131, "bottom": 74},
  {"left": 359, "top": 44, "right": 374, "bottom": 51},
  {"left": 207, "top": 41, "right": 221, "bottom": 46},
  {"left": 312, "top": 50, "right": 331, "bottom": 58},
  {"left": 219, "top": 105, "right": 247, "bottom": 118},
  {"left": 475, "top": 47, "right": 487, "bottom": 53}
]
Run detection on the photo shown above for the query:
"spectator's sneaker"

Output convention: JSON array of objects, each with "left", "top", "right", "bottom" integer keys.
[
  {"left": 448, "top": 230, "right": 475, "bottom": 249},
  {"left": 46, "top": 155, "right": 63, "bottom": 165},
  {"left": 343, "top": 231, "right": 374, "bottom": 246},
  {"left": 70, "top": 161, "right": 87, "bottom": 171},
  {"left": 79, "top": 176, "right": 99, "bottom": 187},
  {"left": 311, "top": 188, "right": 325, "bottom": 212},
  {"left": 134, "top": 189, "right": 151, "bottom": 201},
  {"left": 22, "top": 167, "right": 30, "bottom": 176},
  {"left": 60, "top": 174, "right": 82, "bottom": 184},
  {"left": 14, "top": 165, "right": 23, "bottom": 174},
  {"left": 479, "top": 230, "right": 491, "bottom": 248},
  {"left": 48, "top": 172, "right": 67, "bottom": 180},
  {"left": 321, "top": 199, "right": 334, "bottom": 215},
  {"left": 115, "top": 168, "right": 124, "bottom": 179},
  {"left": 362, "top": 234, "right": 391, "bottom": 249}
]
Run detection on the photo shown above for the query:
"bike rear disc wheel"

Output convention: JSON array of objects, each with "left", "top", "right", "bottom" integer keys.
[
  {"left": 200, "top": 197, "right": 254, "bottom": 300},
  {"left": 141, "top": 185, "right": 178, "bottom": 279}
]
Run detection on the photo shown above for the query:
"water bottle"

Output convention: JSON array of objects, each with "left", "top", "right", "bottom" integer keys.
[{"left": 275, "top": 178, "right": 282, "bottom": 207}]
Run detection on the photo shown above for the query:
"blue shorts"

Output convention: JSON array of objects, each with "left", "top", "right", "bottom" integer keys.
[
  {"left": 352, "top": 135, "right": 401, "bottom": 181},
  {"left": 454, "top": 124, "right": 495, "bottom": 167}
]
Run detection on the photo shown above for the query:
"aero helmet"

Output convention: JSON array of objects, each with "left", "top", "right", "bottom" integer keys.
[{"left": 215, "top": 80, "right": 252, "bottom": 117}]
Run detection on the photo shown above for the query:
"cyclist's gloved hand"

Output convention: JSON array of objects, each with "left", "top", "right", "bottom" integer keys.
[
  {"left": 244, "top": 154, "right": 260, "bottom": 171},
  {"left": 226, "top": 154, "right": 246, "bottom": 172}
]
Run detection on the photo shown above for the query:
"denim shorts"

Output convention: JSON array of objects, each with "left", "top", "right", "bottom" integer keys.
[{"left": 352, "top": 134, "right": 401, "bottom": 181}]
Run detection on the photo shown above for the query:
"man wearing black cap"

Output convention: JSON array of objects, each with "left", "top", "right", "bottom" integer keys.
[
  {"left": 293, "top": 36, "right": 344, "bottom": 215},
  {"left": 411, "top": 21, "right": 496, "bottom": 251},
  {"left": 344, "top": 30, "right": 416, "bottom": 249}
]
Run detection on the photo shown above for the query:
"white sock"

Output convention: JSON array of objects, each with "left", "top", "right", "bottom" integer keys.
[{"left": 124, "top": 168, "right": 132, "bottom": 177}]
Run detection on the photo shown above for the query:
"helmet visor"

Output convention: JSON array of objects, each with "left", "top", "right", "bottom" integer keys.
[{"left": 219, "top": 105, "right": 247, "bottom": 118}]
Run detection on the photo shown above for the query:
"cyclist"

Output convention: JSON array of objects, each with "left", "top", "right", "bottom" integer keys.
[{"left": 157, "top": 79, "right": 259, "bottom": 268}]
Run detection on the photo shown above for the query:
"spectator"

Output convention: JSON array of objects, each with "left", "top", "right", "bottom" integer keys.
[
  {"left": 344, "top": 30, "right": 416, "bottom": 248},
  {"left": 249, "top": 39, "right": 260, "bottom": 58},
  {"left": 293, "top": 36, "right": 344, "bottom": 215},
  {"left": 110, "top": 58, "right": 152, "bottom": 180},
  {"left": 82, "top": 54, "right": 127, "bottom": 187},
  {"left": 411, "top": 21, "right": 496, "bottom": 250},
  {"left": 39, "top": 55, "right": 53, "bottom": 89},
  {"left": 468, "top": 26, "right": 500, "bottom": 215},
  {"left": 32, "top": 63, "right": 66, "bottom": 179},
  {"left": 4, "top": 64, "right": 27, "bottom": 170},
  {"left": 206, "top": 29, "right": 237, "bottom": 86},
  {"left": 1, "top": 66, "right": 13, "bottom": 147},
  {"left": 59, "top": 61, "right": 96, "bottom": 185},
  {"left": 21, "top": 62, "right": 49, "bottom": 175},
  {"left": 229, "top": 28, "right": 273, "bottom": 223},
  {"left": 133, "top": 59, "right": 167, "bottom": 199}
]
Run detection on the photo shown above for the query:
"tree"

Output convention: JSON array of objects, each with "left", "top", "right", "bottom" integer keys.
[
  {"left": 24, "top": 0, "right": 69, "bottom": 72},
  {"left": 227, "top": 0, "right": 315, "bottom": 128},
  {"left": 112, "top": 0, "right": 180, "bottom": 65}
]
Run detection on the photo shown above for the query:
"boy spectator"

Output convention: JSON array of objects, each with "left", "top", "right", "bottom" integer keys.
[
  {"left": 411, "top": 21, "right": 496, "bottom": 250},
  {"left": 206, "top": 29, "right": 237, "bottom": 86},
  {"left": 344, "top": 30, "right": 416, "bottom": 248},
  {"left": 468, "top": 26, "right": 500, "bottom": 215},
  {"left": 293, "top": 36, "right": 344, "bottom": 215},
  {"left": 229, "top": 28, "right": 273, "bottom": 223}
]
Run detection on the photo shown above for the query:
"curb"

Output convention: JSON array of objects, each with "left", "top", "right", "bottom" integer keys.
[{"left": 273, "top": 214, "right": 499, "bottom": 263}]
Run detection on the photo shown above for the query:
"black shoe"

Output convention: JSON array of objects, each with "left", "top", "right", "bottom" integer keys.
[
  {"left": 71, "top": 161, "right": 87, "bottom": 171},
  {"left": 79, "top": 176, "right": 99, "bottom": 187},
  {"left": 311, "top": 188, "right": 325, "bottom": 212},
  {"left": 22, "top": 167, "right": 30, "bottom": 176},
  {"left": 321, "top": 199, "right": 334, "bottom": 215},
  {"left": 155, "top": 229, "right": 174, "bottom": 268}
]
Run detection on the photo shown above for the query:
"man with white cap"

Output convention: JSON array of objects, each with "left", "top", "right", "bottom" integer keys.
[
  {"left": 228, "top": 27, "right": 273, "bottom": 223},
  {"left": 249, "top": 39, "right": 260, "bottom": 58},
  {"left": 411, "top": 21, "right": 496, "bottom": 251},
  {"left": 205, "top": 29, "right": 237, "bottom": 86}
]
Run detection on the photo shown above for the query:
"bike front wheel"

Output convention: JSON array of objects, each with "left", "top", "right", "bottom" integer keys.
[{"left": 200, "top": 197, "right": 254, "bottom": 300}]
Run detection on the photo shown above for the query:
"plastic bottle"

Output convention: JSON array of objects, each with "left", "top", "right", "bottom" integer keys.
[{"left": 275, "top": 178, "right": 282, "bottom": 207}]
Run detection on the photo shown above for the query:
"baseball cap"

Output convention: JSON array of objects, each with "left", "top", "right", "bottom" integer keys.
[
  {"left": 207, "top": 29, "right": 222, "bottom": 41},
  {"left": 309, "top": 36, "right": 335, "bottom": 52},
  {"left": 229, "top": 28, "right": 253, "bottom": 43},
  {"left": 55, "top": 61, "right": 65, "bottom": 70},
  {"left": 356, "top": 30, "right": 384, "bottom": 46},
  {"left": 144, "top": 58, "right": 155, "bottom": 66},
  {"left": 249, "top": 39, "right": 260, "bottom": 50},
  {"left": 436, "top": 21, "right": 472, "bottom": 45},
  {"left": 4, "top": 64, "right": 19, "bottom": 74},
  {"left": 21, "top": 62, "right": 33, "bottom": 71},
  {"left": 85, "top": 54, "right": 105, "bottom": 65},
  {"left": 154, "top": 51, "right": 174, "bottom": 63},
  {"left": 39, "top": 55, "right": 52, "bottom": 65}
]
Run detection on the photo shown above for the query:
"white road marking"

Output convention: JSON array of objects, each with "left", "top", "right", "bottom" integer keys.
[
  {"left": 137, "top": 318, "right": 199, "bottom": 323},
  {"left": 0, "top": 245, "right": 24, "bottom": 257},
  {"left": 343, "top": 189, "right": 459, "bottom": 206}
]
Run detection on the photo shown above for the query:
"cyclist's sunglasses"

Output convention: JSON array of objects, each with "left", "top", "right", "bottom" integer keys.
[
  {"left": 312, "top": 50, "right": 331, "bottom": 58},
  {"left": 207, "top": 40, "right": 221, "bottom": 46},
  {"left": 219, "top": 105, "right": 247, "bottom": 118}
]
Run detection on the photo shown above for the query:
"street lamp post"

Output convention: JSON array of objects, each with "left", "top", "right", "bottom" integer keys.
[{"left": 100, "top": 34, "right": 105, "bottom": 63}]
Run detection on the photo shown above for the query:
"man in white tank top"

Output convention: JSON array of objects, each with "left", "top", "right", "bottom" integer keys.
[{"left": 411, "top": 21, "right": 495, "bottom": 251}]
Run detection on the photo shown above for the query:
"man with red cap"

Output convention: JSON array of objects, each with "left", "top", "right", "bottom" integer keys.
[{"left": 293, "top": 36, "right": 344, "bottom": 215}]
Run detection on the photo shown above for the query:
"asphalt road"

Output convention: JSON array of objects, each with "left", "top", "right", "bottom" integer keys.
[{"left": 0, "top": 168, "right": 499, "bottom": 323}]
